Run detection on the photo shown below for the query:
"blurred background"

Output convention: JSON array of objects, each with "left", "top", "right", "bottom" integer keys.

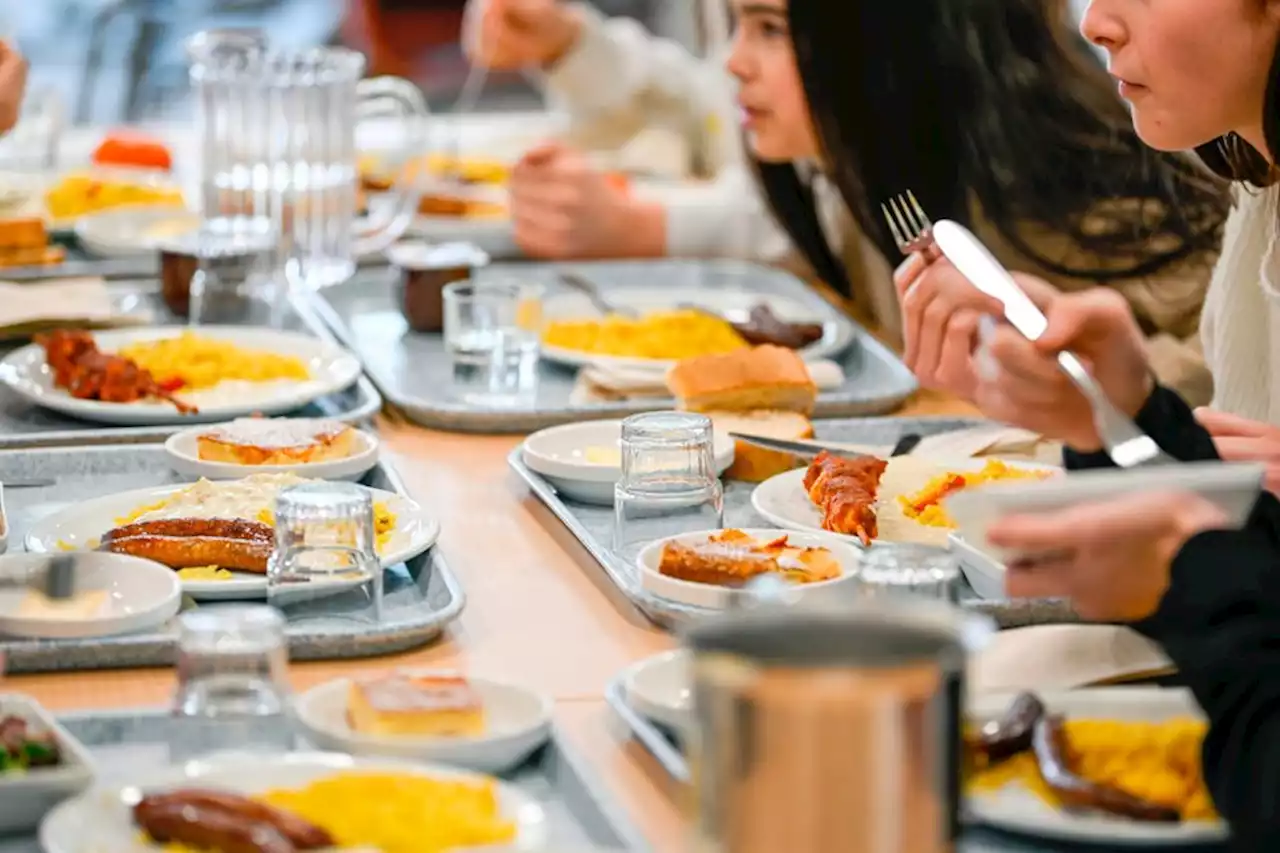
[{"left": 3, "top": 0, "right": 702, "bottom": 126}]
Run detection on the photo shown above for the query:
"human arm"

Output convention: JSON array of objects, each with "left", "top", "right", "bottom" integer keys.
[{"left": 0, "top": 41, "right": 27, "bottom": 135}]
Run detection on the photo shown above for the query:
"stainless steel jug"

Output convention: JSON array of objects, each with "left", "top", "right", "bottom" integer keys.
[{"left": 685, "top": 599, "right": 990, "bottom": 853}]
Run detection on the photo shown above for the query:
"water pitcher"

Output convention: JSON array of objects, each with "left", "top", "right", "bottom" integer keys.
[{"left": 188, "top": 32, "right": 428, "bottom": 292}]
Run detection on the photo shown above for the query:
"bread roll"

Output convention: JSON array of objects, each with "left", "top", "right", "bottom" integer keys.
[
  {"left": 667, "top": 345, "right": 817, "bottom": 415},
  {"left": 709, "top": 410, "right": 814, "bottom": 482}
]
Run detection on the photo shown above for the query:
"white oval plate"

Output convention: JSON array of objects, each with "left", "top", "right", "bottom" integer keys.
[
  {"left": 23, "top": 483, "right": 439, "bottom": 601},
  {"left": 38, "top": 750, "right": 548, "bottom": 853},
  {"left": 636, "top": 528, "right": 861, "bottom": 609},
  {"left": 0, "top": 326, "right": 363, "bottom": 426},
  {"left": 521, "top": 419, "right": 735, "bottom": 505},
  {"left": 538, "top": 288, "right": 852, "bottom": 370},
  {"left": 966, "top": 688, "right": 1226, "bottom": 845},
  {"left": 164, "top": 423, "right": 380, "bottom": 482},
  {"left": 293, "top": 670, "right": 553, "bottom": 775},
  {"left": 621, "top": 650, "right": 691, "bottom": 733},
  {"left": 74, "top": 205, "right": 199, "bottom": 258},
  {"left": 0, "top": 552, "right": 180, "bottom": 640}
]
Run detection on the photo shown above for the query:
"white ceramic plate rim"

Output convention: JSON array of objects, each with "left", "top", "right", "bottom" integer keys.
[
  {"left": 520, "top": 420, "right": 735, "bottom": 484},
  {"left": 0, "top": 326, "right": 362, "bottom": 425},
  {"left": 621, "top": 650, "right": 691, "bottom": 731},
  {"left": 163, "top": 423, "right": 381, "bottom": 481},
  {"left": 38, "top": 750, "right": 547, "bottom": 853},
  {"left": 74, "top": 206, "right": 199, "bottom": 258},
  {"left": 966, "top": 688, "right": 1226, "bottom": 845},
  {"left": 22, "top": 481, "right": 440, "bottom": 599}
]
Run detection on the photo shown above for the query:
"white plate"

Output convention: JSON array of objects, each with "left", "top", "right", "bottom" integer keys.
[
  {"left": 0, "top": 693, "right": 97, "bottom": 835},
  {"left": 521, "top": 419, "right": 735, "bottom": 505},
  {"left": 164, "top": 423, "right": 381, "bottom": 482},
  {"left": 0, "top": 553, "right": 180, "bottom": 639},
  {"left": 946, "top": 461, "right": 1264, "bottom": 566},
  {"left": 38, "top": 167, "right": 186, "bottom": 233},
  {"left": 538, "top": 288, "right": 852, "bottom": 370},
  {"left": 38, "top": 750, "right": 548, "bottom": 853},
  {"left": 74, "top": 206, "right": 199, "bottom": 258},
  {"left": 751, "top": 457, "right": 1059, "bottom": 547},
  {"left": 948, "top": 533, "right": 1006, "bottom": 600},
  {"left": 967, "top": 688, "right": 1226, "bottom": 845},
  {"left": 23, "top": 482, "right": 440, "bottom": 602},
  {"left": 621, "top": 651, "right": 691, "bottom": 733},
  {"left": 0, "top": 325, "right": 363, "bottom": 426},
  {"left": 293, "top": 671, "right": 553, "bottom": 774},
  {"left": 636, "top": 528, "right": 861, "bottom": 609}
]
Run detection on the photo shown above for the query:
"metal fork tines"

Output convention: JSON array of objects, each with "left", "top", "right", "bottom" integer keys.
[{"left": 881, "top": 191, "right": 941, "bottom": 261}]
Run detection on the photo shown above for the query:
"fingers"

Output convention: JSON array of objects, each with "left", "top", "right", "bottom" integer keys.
[
  {"left": 1005, "top": 562, "right": 1074, "bottom": 601},
  {"left": 892, "top": 253, "right": 928, "bottom": 299},
  {"left": 1195, "top": 408, "right": 1274, "bottom": 439},
  {"left": 1034, "top": 288, "right": 1132, "bottom": 353},
  {"left": 899, "top": 260, "right": 1002, "bottom": 384}
]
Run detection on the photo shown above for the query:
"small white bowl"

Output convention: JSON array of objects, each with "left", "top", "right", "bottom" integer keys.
[
  {"left": 635, "top": 528, "right": 861, "bottom": 609},
  {"left": 521, "top": 419, "right": 735, "bottom": 506},
  {"left": 292, "top": 671, "right": 553, "bottom": 775},
  {"left": 0, "top": 693, "right": 96, "bottom": 834},
  {"left": 164, "top": 422, "right": 380, "bottom": 481},
  {"left": 948, "top": 533, "right": 1006, "bottom": 600},
  {"left": 0, "top": 553, "right": 181, "bottom": 640},
  {"left": 74, "top": 205, "right": 198, "bottom": 258},
  {"left": 621, "top": 651, "right": 691, "bottom": 733}
]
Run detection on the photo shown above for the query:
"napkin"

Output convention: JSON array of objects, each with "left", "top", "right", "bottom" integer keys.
[
  {"left": 0, "top": 277, "right": 153, "bottom": 338},
  {"left": 568, "top": 358, "right": 847, "bottom": 405},
  {"left": 970, "top": 624, "right": 1174, "bottom": 693},
  {"left": 913, "top": 424, "right": 1063, "bottom": 465}
]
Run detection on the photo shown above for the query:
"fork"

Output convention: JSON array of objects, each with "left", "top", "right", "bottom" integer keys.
[{"left": 881, "top": 191, "right": 1172, "bottom": 468}]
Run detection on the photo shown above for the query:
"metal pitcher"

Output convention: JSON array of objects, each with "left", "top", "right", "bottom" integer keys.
[
  {"left": 187, "top": 31, "right": 428, "bottom": 293},
  {"left": 684, "top": 599, "right": 990, "bottom": 853}
]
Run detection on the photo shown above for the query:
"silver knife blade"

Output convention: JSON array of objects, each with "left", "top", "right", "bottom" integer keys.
[
  {"left": 728, "top": 433, "right": 877, "bottom": 460},
  {"left": 931, "top": 220, "right": 1049, "bottom": 341}
]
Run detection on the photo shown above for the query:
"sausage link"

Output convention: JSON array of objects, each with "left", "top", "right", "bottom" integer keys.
[{"left": 133, "top": 800, "right": 296, "bottom": 853}]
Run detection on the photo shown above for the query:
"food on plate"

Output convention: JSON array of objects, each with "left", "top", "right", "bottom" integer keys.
[
  {"left": 708, "top": 410, "right": 814, "bottom": 483},
  {"left": 544, "top": 308, "right": 748, "bottom": 360},
  {"left": 658, "top": 529, "right": 841, "bottom": 587},
  {"left": 91, "top": 133, "right": 173, "bottom": 171},
  {"left": 667, "top": 344, "right": 817, "bottom": 415},
  {"left": 16, "top": 588, "right": 108, "bottom": 620},
  {"left": 100, "top": 518, "right": 275, "bottom": 573},
  {"left": 968, "top": 691, "right": 1214, "bottom": 823},
  {"left": 38, "top": 329, "right": 196, "bottom": 413},
  {"left": 0, "top": 715, "right": 60, "bottom": 771},
  {"left": 418, "top": 193, "right": 507, "bottom": 219},
  {"left": 359, "top": 152, "right": 511, "bottom": 191},
  {"left": 176, "top": 566, "right": 235, "bottom": 582},
  {"left": 348, "top": 672, "right": 486, "bottom": 737},
  {"left": 899, "top": 459, "right": 1054, "bottom": 528},
  {"left": 0, "top": 216, "right": 63, "bottom": 269},
  {"left": 727, "top": 304, "right": 825, "bottom": 349},
  {"left": 803, "top": 451, "right": 888, "bottom": 544},
  {"left": 43, "top": 173, "right": 184, "bottom": 220},
  {"left": 196, "top": 418, "right": 357, "bottom": 466},
  {"left": 118, "top": 331, "right": 310, "bottom": 391},
  {"left": 134, "top": 788, "right": 335, "bottom": 851}
]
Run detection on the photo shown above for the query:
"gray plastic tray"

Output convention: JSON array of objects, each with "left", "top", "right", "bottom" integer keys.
[
  {"left": 0, "top": 707, "right": 647, "bottom": 852},
  {"left": 312, "top": 261, "right": 918, "bottom": 433},
  {"left": 510, "top": 416, "right": 1079, "bottom": 630},
  {"left": 0, "top": 278, "right": 382, "bottom": 449},
  {"left": 0, "top": 444, "right": 465, "bottom": 673}
]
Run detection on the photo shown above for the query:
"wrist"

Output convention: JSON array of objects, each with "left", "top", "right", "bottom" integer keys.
[{"left": 609, "top": 198, "right": 667, "bottom": 258}]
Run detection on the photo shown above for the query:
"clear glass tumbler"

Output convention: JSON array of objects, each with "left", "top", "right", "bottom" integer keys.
[
  {"left": 855, "top": 544, "right": 962, "bottom": 602},
  {"left": 613, "top": 411, "right": 725, "bottom": 562},
  {"left": 170, "top": 605, "right": 293, "bottom": 763},
  {"left": 266, "top": 482, "right": 383, "bottom": 624},
  {"left": 443, "top": 277, "right": 544, "bottom": 406}
]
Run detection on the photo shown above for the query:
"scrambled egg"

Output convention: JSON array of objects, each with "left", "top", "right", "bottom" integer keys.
[
  {"left": 176, "top": 566, "right": 234, "bottom": 582},
  {"left": 969, "top": 718, "right": 1216, "bottom": 821},
  {"left": 899, "top": 459, "right": 1053, "bottom": 528},
  {"left": 542, "top": 309, "right": 747, "bottom": 360},
  {"left": 44, "top": 173, "right": 184, "bottom": 220},
  {"left": 118, "top": 332, "right": 310, "bottom": 391}
]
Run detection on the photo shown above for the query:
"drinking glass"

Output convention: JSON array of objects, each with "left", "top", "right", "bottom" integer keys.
[
  {"left": 443, "top": 278, "right": 543, "bottom": 406},
  {"left": 613, "top": 411, "right": 724, "bottom": 562},
  {"left": 188, "top": 32, "right": 428, "bottom": 293},
  {"left": 185, "top": 222, "right": 280, "bottom": 326},
  {"left": 170, "top": 606, "right": 293, "bottom": 763},
  {"left": 266, "top": 482, "right": 383, "bottom": 624},
  {"left": 855, "top": 544, "right": 962, "bottom": 602}
]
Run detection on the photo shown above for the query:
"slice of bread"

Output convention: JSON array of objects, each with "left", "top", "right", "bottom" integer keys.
[
  {"left": 708, "top": 410, "right": 814, "bottom": 483},
  {"left": 666, "top": 344, "right": 817, "bottom": 415}
]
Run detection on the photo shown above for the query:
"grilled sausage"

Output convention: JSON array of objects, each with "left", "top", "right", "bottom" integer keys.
[
  {"left": 100, "top": 518, "right": 274, "bottom": 545},
  {"left": 973, "top": 692, "right": 1046, "bottom": 763},
  {"left": 99, "top": 518, "right": 275, "bottom": 573},
  {"left": 137, "top": 790, "right": 333, "bottom": 849},
  {"left": 133, "top": 800, "right": 295, "bottom": 853}
]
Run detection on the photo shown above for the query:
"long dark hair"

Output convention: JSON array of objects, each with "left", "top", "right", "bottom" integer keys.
[
  {"left": 757, "top": 0, "right": 1229, "bottom": 294},
  {"left": 1195, "top": 53, "right": 1280, "bottom": 186}
]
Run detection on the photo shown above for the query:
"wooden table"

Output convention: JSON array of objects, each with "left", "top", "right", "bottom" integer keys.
[{"left": 7, "top": 389, "right": 977, "bottom": 850}]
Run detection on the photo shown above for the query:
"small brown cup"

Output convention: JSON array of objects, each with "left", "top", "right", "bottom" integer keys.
[
  {"left": 388, "top": 241, "right": 491, "bottom": 333},
  {"left": 156, "top": 228, "right": 275, "bottom": 322}
]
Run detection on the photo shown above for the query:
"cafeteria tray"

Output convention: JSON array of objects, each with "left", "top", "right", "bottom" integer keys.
[
  {"left": 510, "top": 416, "right": 1079, "bottom": 630},
  {"left": 311, "top": 261, "right": 918, "bottom": 433},
  {"left": 0, "top": 277, "right": 382, "bottom": 449},
  {"left": 0, "top": 444, "right": 465, "bottom": 674},
  {"left": 0, "top": 707, "right": 648, "bottom": 853}
]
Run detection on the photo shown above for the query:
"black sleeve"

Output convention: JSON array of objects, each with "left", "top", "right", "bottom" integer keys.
[
  {"left": 1061, "top": 384, "right": 1220, "bottom": 471},
  {"left": 1134, "top": 529, "right": 1280, "bottom": 849}
]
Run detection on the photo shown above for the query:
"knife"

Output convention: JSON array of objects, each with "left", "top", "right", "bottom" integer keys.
[
  {"left": 931, "top": 220, "right": 1049, "bottom": 341},
  {"left": 729, "top": 432, "right": 922, "bottom": 461}
]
